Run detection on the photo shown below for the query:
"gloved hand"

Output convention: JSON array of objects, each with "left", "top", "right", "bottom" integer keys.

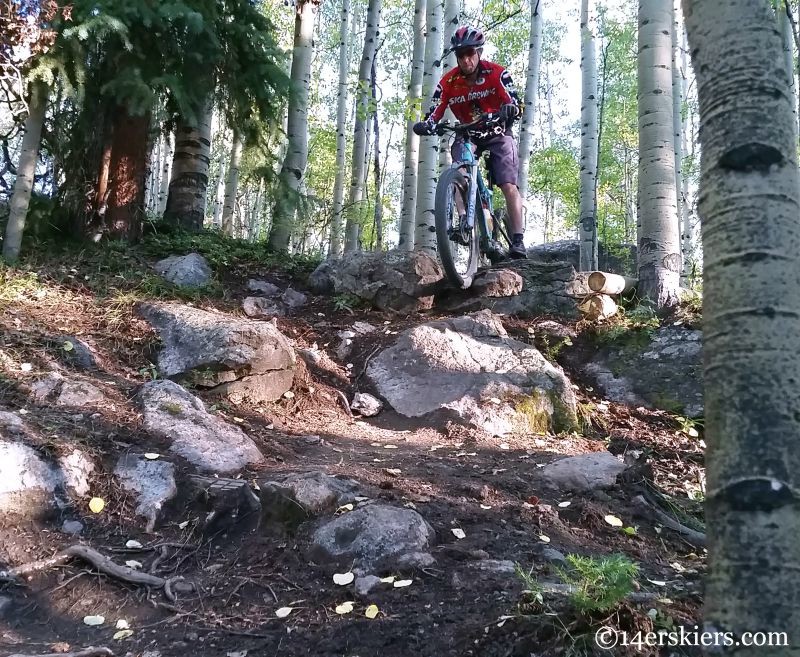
[
  {"left": 413, "top": 120, "right": 436, "bottom": 136},
  {"left": 499, "top": 103, "right": 519, "bottom": 123}
]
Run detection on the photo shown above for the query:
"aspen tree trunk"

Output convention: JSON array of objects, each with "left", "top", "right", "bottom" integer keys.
[
  {"left": 371, "top": 55, "right": 384, "bottom": 251},
  {"left": 438, "top": 0, "right": 459, "bottom": 169},
  {"left": 343, "top": 0, "right": 382, "bottom": 254},
  {"left": 328, "top": 0, "right": 352, "bottom": 258},
  {"left": 579, "top": 0, "right": 598, "bottom": 271},
  {"left": 683, "top": 0, "right": 800, "bottom": 649},
  {"left": 672, "top": 1, "right": 685, "bottom": 284},
  {"left": 212, "top": 158, "right": 226, "bottom": 230},
  {"left": 518, "top": 0, "right": 544, "bottom": 205},
  {"left": 157, "top": 132, "right": 174, "bottom": 215},
  {"left": 398, "top": 0, "right": 427, "bottom": 251},
  {"left": 779, "top": 0, "right": 798, "bottom": 131},
  {"left": 3, "top": 81, "right": 47, "bottom": 262},
  {"left": 637, "top": 0, "right": 681, "bottom": 308},
  {"left": 165, "top": 100, "right": 213, "bottom": 231},
  {"left": 221, "top": 133, "right": 243, "bottom": 237},
  {"left": 267, "top": 0, "right": 320, "bottom": 251},
  {"left": 414, "top": 0, "right": 443, "bottom": 254},
  {"left": 680, "top": 29, "right": 693, "bottom": 282}
]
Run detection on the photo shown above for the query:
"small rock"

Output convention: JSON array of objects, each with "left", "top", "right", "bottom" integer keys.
[
  {"left": 61, "top": 520, "right": 84, "bottom": 535},
  {"left": 397, "top": 551, "right": 436, "bottom": 570},
  {"left": 354, "top": 575, "right": 382, "bottom": 597},
  {"left": 59, "top": 449, "right": 95, "bottom": 497},
  {"left": 30, "top": 372, "right": 64, "bottom": 401},
  {"left": 173, "top": 581, "right": 195, "bottom": 593},
  {"left": 56, "top": 335, "right": 99, "bottom": 370},
  {"left": 115, "top": 454, "right": 177, "bottom": 532},
  {"left": 56, "top": 380, "right": 105, "bottom": 406},
  {"left": 540, "top": 452, "right": 627, "bottom": 492},
  {"left": 281, "top": 287, "right": 307, "bottom": 309},
  {"left": 336, "top": 330, "right": 357, "bottom": 360},
  {"left": 353, "top": 322, "right": 377, "bottom": 335},
  {"left": 471, "top": 270, "right": 523, "bottom": 297},
  {"left": 540, "top": 547, "right": 567, "bottom": 564},
  {"left": 470, "top": 559, "right": 517, "bottom": 574},
  {"left": 242, "top": 297, "right": 285, "bottom": 318},
  {"left": 303, "top": 435, "right": 321, "bottom": 444},
  {"left": 247, "top": 279, "right": 281, "bottom": 296},
  {"left": 185, "top": 631, "right": 200, "bottom": 642},
  {"left": 351, "top": 392, "right": 383, "bottom": 417},
  {"left": 154, "top": 253, "right": 212, "bottom": 288}
]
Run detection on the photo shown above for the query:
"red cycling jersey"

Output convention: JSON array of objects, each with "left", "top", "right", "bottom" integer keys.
[{"left": 425, "top": 61, "right": 520, "bottom": 125}]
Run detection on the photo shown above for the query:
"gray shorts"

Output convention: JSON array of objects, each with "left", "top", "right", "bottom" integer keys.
[{"left": 450, "top": 132, "right": 519, "bottom": 187}]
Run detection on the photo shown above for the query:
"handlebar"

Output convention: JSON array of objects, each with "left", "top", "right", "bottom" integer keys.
[{"left": 434, "top": 113, "right": 503, "bottom": 136}]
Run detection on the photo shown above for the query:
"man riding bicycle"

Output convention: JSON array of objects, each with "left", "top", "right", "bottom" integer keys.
[{"left": 413, "top": 25, "right": 528, "bottom": 259}]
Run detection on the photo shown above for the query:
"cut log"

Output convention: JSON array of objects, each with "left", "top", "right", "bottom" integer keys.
[
  {"left": 577, "top": 294, "right": 618, "bottom": 321},
  {"left": 587, "top": 271, "right": 637, "bottom": 295}
]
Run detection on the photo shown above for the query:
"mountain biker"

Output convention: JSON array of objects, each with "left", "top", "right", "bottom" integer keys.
[{"left": 413, "top": 25, "right": 528, "bottom": 259}]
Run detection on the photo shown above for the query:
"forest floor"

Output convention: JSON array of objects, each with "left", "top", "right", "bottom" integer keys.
[{"left": 0, "top": 234, "right": 705, "bottom": 657}]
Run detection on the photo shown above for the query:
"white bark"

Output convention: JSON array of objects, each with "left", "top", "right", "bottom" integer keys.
[
  {"left": 221, "top": 133, "right": 243, "bottom": 237},
  {"left": 157, "top": 132, "right": 174, "bottom": 215},
  {"left": 683, "top": 0, "right": 800, "bottom": 645},
  {"left": 438, "top": 0, "right": 459, "bottom": 170},
  {"left": 579, "top": 0, "right": 598, "bottom": 271},
  {"left": 637, "top": 0, "right": 681, "bottom": 308},
  {"left": 680, "top": 28, "right": 693, "bottom": 282},
  {"left": 212, "top": 156, "right": 227, "bottom": 230},
  {"left": 328, "top": 0, "right": 352, "bottom": 258},
  {"left": 518, "top": 0, "right": 544, "bottom": 207},
  {"left": 268, "top": 0, "right": 319, "bottom": 251},
  {"left": 779, "top": 0, "right": 798, "bottom": 131},
  {"left": 414, "top": 0, "right": 443, "bottom": 254},
  {"left": 398, "top": 0, "right": 427, "bottom": 251},
  {"left": 165, "top": 99, "right": 214, "bottom": 231},
  {"left": 343, "top": 0, "right": 382, "bottom": 254},
  {"left": 2, "top": 82, "right": 47, "bottom": 262},
  {"left": 672, "top": 0, "right": 684, "bottom": 286}
]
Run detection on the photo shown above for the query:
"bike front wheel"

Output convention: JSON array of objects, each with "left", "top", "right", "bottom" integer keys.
[{"left": 434, "top": 166, "right": 480, "bottom": 289}]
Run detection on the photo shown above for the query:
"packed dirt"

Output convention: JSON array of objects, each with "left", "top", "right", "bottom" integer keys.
[{"left": 0, "top": 248, "right": 705, "bottom": 657}]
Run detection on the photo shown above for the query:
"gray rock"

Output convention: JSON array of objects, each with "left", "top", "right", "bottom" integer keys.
[
  {"left": 247, "top": 279, "right": 281, "bottom": 296},
  {"left": 56, "top": 379, "right": 105, "bottom": 406},
  {"left": 138, "top": 380, "right": 264, "bottom": 474},
  {"left": 115, "top": 454, "right": 178, "bottom": 532},
  {"left": 58, "top": 449, "right": 95, "bottom": 497},
  {"left": 259, "top": 472, "right": 361, "bottom": 528},
  {"left": 0, "top": 596, "right": 11, "bottom": 618},
  {"left": 308, "top": 250, "right": 445, "bottom": 313},
  {"left": 30, "top": 372, "right": 64, "bottom": 401},
  {"left": 336, "top": 330, "right": 357, "bottom": 360},
  {"left": 61, "top": 519, "right": 84, "bottom": 535},
  {"left": 355, "top": 575, "right": 382, "bottom": 597},
  {"left": 351, "top": 392, "right": 383, "bottom": 417},
  {"left": 55, "top": 335, "right": 99, "bottom": 370},
  {"left": 367, "top": 310, "right": 578, "bottom": 436},
  {"left": 586, "top": 326, "right": 703, "bottom": 417},
  {"left": 281, "top": 287, "right": 307, "bottom": 309},
  {"left": 242, "top": 297, "right": 285, "bottom": 318},
  {"left": 310, "top": 503, "right": 435, "bottom": 570},
  {"left": 540, "top": 452, "right": 626, "bottom": 492},
  {"left": 470, "top": 269, "right": 523, "bottom": 297},
  {"left": 396, "top": 551, "right": 437, "bottom": 569},
  {"left": 137, "top": 302, "right": 295, "bottom": 404},
  {"left": 469, "top": 559, "right": 517, "bottom": 574},
  {"left": 0, "top": 441, "right": 59, "bottom": 514},
  {"left": 0, "top": 411, "right": 28, "bottom": 436},
  {"left": 540, "top": 547, "right": 568, "bottom": 564},
  {"left": 154, "top": 253, "right": 212, "bottom": 288},
  {"left": 528, "top": 240, "right": 637, "bottom": 277},
  {"left": 352, "top": 321, "right": 377, "bottom": 334}
]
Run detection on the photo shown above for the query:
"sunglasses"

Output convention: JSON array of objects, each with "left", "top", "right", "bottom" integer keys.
[{"left": 455, "top": 48, "right": 478, "bottom": 59}]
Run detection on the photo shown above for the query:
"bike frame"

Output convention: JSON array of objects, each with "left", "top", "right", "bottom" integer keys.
[{"left": 453, "top": 136, "right": 494, "bottom": 244}]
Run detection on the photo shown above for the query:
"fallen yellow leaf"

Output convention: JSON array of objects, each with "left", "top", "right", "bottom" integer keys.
[
  {"left": 365, "top": 604, "right": 379, "bottom": 619},
  {"left": 335, "top": 601, "right": 354, "bottom": 614},
  {"left": 88, "top": 497, "right": 105, "bottom": 513}
]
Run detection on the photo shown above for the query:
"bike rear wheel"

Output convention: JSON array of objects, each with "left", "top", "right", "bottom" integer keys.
[{"left": 434, "top": 166, "right": 480, "bottom": 289}]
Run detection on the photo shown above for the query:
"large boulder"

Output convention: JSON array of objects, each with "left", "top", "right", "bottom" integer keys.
[
  {"left": 367, "top": 310, "right": 578, "bottom": 436},
  {"left": 528, "top": 240, "right": 637, "bottom": 277},
  {"left": 138, "top": 380, "right": 265, "bottom": 474},
  {"left": 154, "top": 253, "right": 212, "bottom": 288},
  {"left": 309, "top": 503, "right": 435, "bottom": 571},
  {"left": 436, "top": 261, "right": 588, "bottom": 319},
  {"left": 137, "top": 302, "right": 295, "bottom": 403},
  {"left": 0, "top": 412, "right": 94, "bottom": 515},
  {"left": 584, "top": 326, "right": 703, "bottom": 417},
  {"left": 307, "top": 250, "right": 445, "bottom": 313}
]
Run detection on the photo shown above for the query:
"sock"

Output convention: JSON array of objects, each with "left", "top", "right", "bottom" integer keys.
[{"left": 512, "top": 233, "right": 524, "bottom": 243}]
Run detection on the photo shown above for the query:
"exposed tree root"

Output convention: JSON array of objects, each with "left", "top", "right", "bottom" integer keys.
[
  {"left": 0, "top": 545, "right": 192, "bottom": 600},
  {"left": 632, "top": 495, "right": 706, "bottom": 547}
]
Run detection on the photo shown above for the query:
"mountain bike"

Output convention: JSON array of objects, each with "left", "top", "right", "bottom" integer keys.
[{"left": 433, "top": 114, "right": 512, "bottom": 289}]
